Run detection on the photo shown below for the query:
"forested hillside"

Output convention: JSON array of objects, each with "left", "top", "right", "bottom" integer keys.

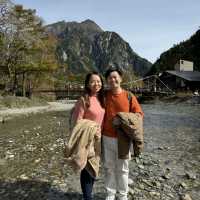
[{"left": 149, "top": 29, "right": 200, "bottom": 74}]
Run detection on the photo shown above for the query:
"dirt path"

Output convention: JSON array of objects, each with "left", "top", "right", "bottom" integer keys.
[{"left": 0, "top": 101, "right": 74, "bottom": 120}]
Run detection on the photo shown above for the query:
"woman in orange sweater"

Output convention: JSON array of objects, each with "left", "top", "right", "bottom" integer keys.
[{"left": 102, "top": 68, "right": 143, "bottom": 200}]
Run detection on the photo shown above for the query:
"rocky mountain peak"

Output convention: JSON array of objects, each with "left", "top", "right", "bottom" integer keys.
[
  {"left": 46, "top": 19, "right": 152, "bottom": 76},
  {"left": 80, "top": 19, "right": 103, "bottom": 32}
]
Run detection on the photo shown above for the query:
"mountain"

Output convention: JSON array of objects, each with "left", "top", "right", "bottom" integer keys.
[
  {"left": 149, "top": 29, "right": 200, "bottom": 74},
  {"left": 46, "top": 20, "right": 152, "bottom": 78}
]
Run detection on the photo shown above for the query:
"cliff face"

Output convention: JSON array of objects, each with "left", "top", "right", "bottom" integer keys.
[{"left": 46, "top": 19, "right": 152, "bottom": 77}]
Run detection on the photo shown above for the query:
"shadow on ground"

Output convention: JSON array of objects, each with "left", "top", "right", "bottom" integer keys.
[{"left": 0, "top": 180, "right": 105, "bottom": 200}]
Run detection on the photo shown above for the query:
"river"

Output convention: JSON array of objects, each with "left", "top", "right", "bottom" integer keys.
[{"left": 0, "top": 102, "right": 199, "bottom": 200}]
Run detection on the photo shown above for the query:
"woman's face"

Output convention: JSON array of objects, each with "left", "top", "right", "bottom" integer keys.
[{"left": 88, "top": 74, "right": 102, "bottom": 94}]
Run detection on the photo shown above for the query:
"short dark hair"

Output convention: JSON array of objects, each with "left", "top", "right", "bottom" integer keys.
[{"left": 105, "top": 67, "right": 123, "bottom": 79}]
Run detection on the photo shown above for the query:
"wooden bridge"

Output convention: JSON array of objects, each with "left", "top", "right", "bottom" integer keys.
[
  {"left": 33, "top": 75, "right": 175, "bottom": 100},
  {"left": 122, "top": 75, "right": 175, "bottom": 98}
]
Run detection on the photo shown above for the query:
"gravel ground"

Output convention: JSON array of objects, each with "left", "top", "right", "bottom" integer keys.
[{"left": 0, "top": 102, "right": 200, "bottom": 200}]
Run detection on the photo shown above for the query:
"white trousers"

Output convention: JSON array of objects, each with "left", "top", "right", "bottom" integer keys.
[{"left": 102, "top": 136, "right": 129, "bottom": 200}]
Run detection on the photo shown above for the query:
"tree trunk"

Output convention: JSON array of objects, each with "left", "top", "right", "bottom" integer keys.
[
  {"left": 22, "top": 72, "right": 26, "bottom": 97},
  {"left": 27, "top": 78, "right": 32, "bottom": 98},
  {"left": 12, "top": 72, "right": 17, "bottom": 96}
]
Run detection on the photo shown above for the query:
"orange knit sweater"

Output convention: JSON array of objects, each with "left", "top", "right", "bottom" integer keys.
[{"left": 103, "top": 90, "right": 144, "bottom": 138}]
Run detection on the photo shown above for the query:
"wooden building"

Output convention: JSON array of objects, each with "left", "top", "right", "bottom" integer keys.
[
  {"left": 159, "top": 70, "right": 200, "bottom": 91},
  {"left": 159, "top": 60, "right": 200, "bottom": 91}
]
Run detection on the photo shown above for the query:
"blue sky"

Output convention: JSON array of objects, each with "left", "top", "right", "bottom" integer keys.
[{"left": 13, "top": 0, "right": 200, "bottom": 63}]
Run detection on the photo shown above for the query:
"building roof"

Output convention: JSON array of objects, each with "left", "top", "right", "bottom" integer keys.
[{"left": 165, "top": 70, "right": 200, "bottom": 81}]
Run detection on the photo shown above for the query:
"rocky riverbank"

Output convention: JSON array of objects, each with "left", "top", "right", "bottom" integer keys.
[
  {"left": 0, "top": 103, "right": 199, "bottom": 200},
  {"left": 138, "top": 94, "right": 200, "bottom": 105}
]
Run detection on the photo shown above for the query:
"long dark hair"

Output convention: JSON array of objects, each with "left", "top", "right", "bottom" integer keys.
[{"left": 83, "top": 71, "right": 104, "bottom": 108}]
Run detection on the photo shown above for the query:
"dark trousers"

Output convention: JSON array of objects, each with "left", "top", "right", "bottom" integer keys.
[{"left": 80, "top": 168, "right": 95, "bottom": 200}]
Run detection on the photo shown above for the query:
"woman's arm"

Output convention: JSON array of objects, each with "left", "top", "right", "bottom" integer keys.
[{"left": 71, "top": 97, "right": 85, "bottom": 123}]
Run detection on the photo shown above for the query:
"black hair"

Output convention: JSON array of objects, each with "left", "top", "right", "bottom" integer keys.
[
  {"left": 105, "top": 67, "right": 123, "bottom": 79},
  {"left": 83, "top": 71, "right": 104, "bottom": 108}
]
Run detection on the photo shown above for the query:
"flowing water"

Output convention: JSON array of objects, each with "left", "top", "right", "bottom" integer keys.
[{"left": 0, "top": 102, "right": 200, "bottom": 199}]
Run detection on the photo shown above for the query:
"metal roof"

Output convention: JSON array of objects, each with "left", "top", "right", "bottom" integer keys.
[{"left": 165, "top": 70, "right": 200, "bottom": 81}]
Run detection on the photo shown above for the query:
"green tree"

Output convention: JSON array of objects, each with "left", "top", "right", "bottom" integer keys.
[{"left": 0, "top": 1, "right": 58, "bottom": 96}]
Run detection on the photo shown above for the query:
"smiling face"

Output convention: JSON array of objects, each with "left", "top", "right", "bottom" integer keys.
[
  {"left": 106, "top": 71, "right": 122, "bottom": 90},
  {"left": 88, "top": 74, "right": 102, "bottom": 95}
]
